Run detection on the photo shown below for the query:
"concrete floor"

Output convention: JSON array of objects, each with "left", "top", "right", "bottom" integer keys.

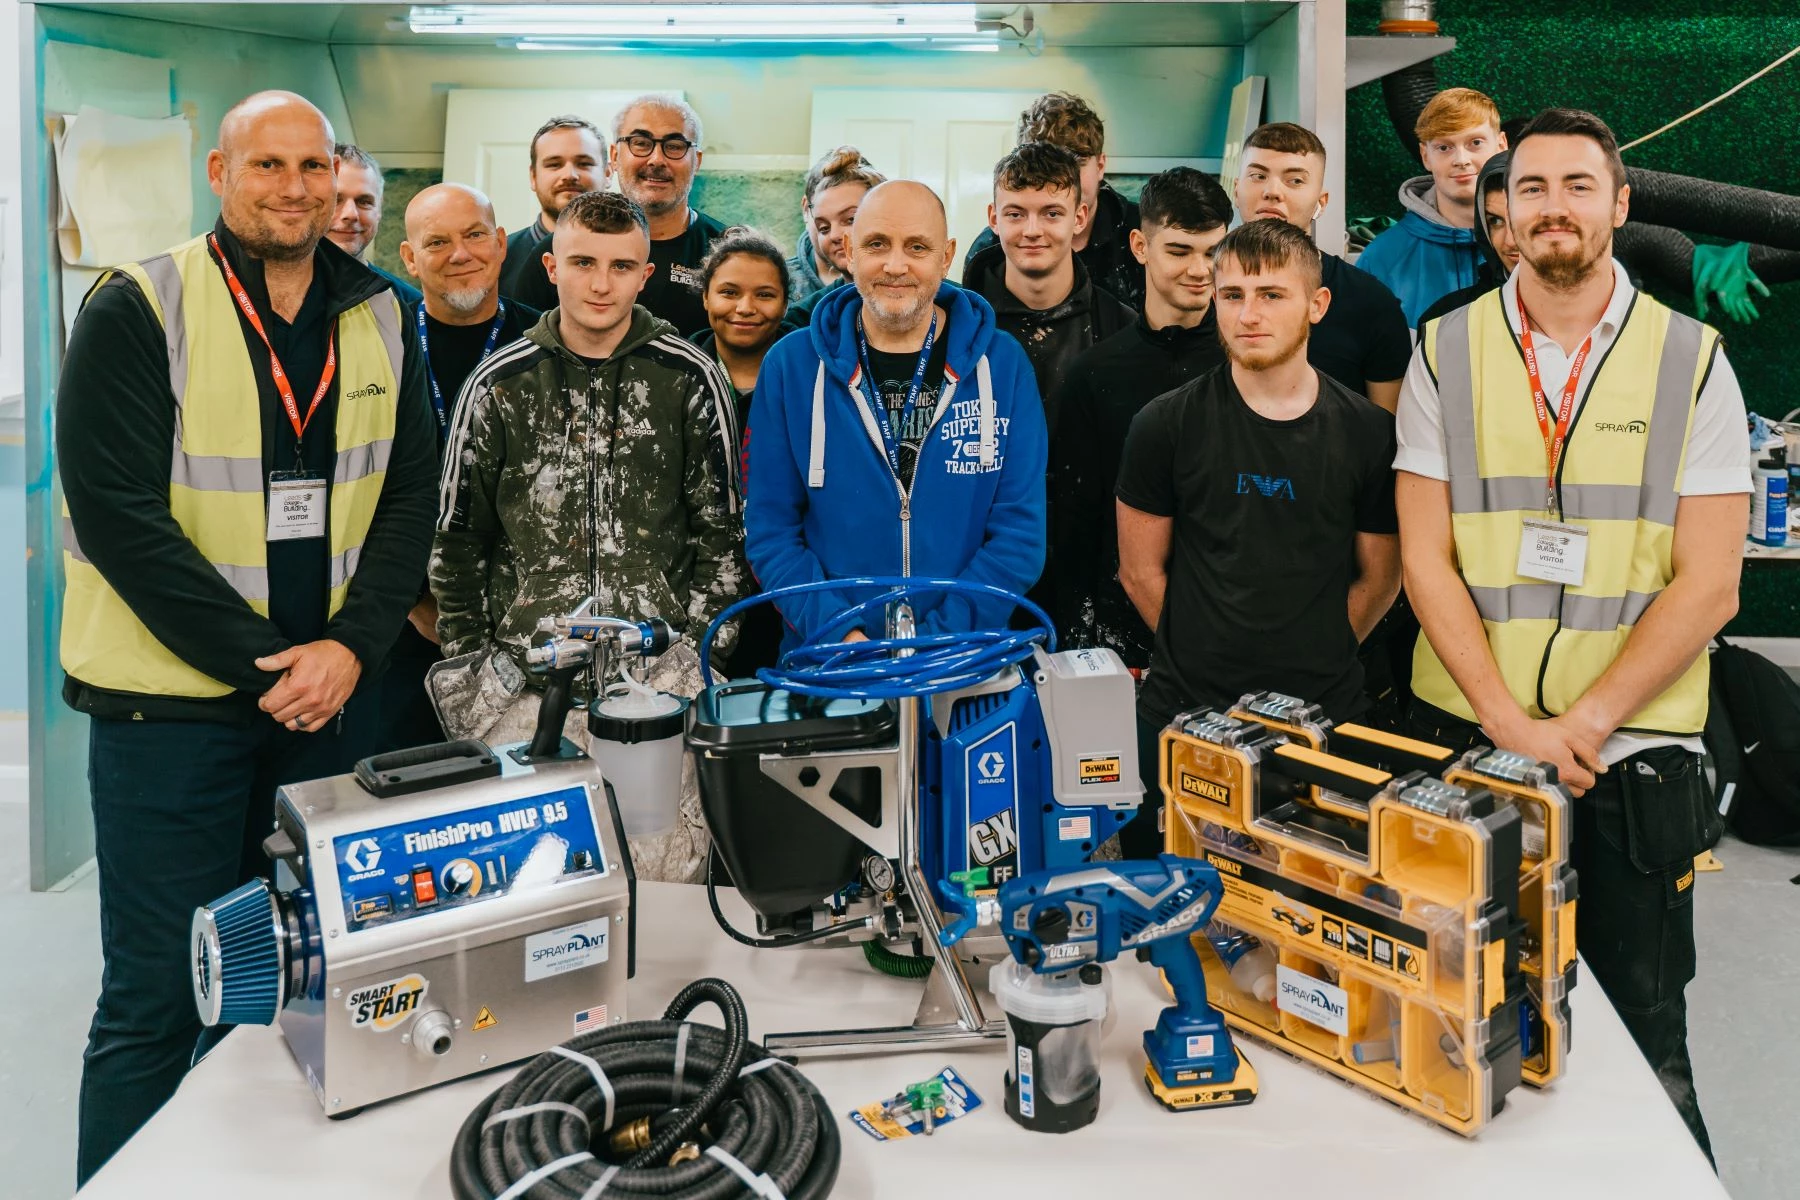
[{"left": 0, "top": 766, "right": 1796, "bottom": 1199}]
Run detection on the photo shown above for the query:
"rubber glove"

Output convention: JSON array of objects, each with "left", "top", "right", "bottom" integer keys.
[{"left": 1693, "top": 241, "right": 1772, "bottom": 324}]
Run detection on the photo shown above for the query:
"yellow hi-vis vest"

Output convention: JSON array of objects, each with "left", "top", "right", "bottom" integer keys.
[
  {"left": 61, "top": 233, "right": 405, "bottom": 698},
  {"left": 1413, "top": 287, "right": 1720, "bottom": 736}
]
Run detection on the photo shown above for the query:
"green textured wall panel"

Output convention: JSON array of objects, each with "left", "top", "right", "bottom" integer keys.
[{"left": 1343, "top": 0, "right": 1800, "bottom": 635}]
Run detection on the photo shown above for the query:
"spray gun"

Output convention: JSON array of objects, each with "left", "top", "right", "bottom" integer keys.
[
  {"left": 521, "top": 599, "right": 675, "bottom": 761},
  {"left": 982, "top": 856, "right": 1260, "bottom": 1132}
]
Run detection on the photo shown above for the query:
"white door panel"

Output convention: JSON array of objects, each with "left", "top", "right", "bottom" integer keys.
[{"left": 811, "top": 88, "right": 1040, "bottom": 276}]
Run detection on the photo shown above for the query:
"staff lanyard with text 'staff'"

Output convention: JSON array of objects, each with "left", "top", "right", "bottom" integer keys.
[
  {"left": 1516, "top": 288, "right": 1592, "bottom": 520},
  {"left": 418, "top": 300, "right": 507, "bottom": 434},
  {"left": 856, "top": 310, "right": 938, "bottom": 478},
  {"left": 207, "top": 232, "right": 337, "bottom": 471}
]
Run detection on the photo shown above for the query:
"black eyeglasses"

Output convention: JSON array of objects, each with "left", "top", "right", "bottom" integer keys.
[{"left": 617, "top": 133, "right": 695, "bottom": 161}]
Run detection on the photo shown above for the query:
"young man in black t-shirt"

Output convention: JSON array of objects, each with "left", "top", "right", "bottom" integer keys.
[
  {"left": 1050, "top": 167, "right": 1232, "bottom": 666},
  {"left": 1232, "top": 123, "right": 1411, "bottom": 411},
  {"left": 1114, "top": 219, "right": 1400, "bottom": 856},
  {"left": 1234, "top": 121, "right": 1417, "bottom": 730},
  {"left": 499, "top": 116, "right": 609, "bottom": 312}
]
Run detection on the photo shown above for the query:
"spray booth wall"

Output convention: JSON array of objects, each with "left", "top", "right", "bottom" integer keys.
[{"left": 1342, "top": 0, "right": 1800, "bottom": 635}]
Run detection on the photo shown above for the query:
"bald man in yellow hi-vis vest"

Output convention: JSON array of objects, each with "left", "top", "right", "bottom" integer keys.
[
  {"left": 1396, "top": 108, "right": 1749, "bottom": 1162},
  {"left": 56, "top": 92, "right": 438, "bottom": 1181}
]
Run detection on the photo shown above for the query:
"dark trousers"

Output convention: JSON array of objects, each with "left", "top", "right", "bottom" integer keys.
[
  {"left": 1407, "top": 702, "right": 1715, "bottom": 1162},
  {"left": 377, "top": 624, "right": 447, "bottom": 753},
  {"left": 77, "top": 700, "right": 373, "bottom": 1184}
]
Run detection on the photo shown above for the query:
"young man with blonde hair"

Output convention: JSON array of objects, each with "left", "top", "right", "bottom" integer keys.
[{"left": 1359, "top": 87, "right": 1508, "bottom": 326}]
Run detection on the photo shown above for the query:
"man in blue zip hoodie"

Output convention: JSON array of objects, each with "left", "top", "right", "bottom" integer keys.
[
  {"left": 746, "top": 180, "right": 1048, "bottom": 648},
  {"left": 1357, "top": 88, "right": 1507, "bottom": 327}
]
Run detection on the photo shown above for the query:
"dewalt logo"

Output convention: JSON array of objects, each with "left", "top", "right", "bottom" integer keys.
[
  {"left": 1181, "top": 772, "right": 1231, "bottom": 806},
  {"left": 1078, "top": 755, "right": 1121, "bottom": 785},
  {"left": 1205, "top": 853, "right": 1243, "bottom": 879}
]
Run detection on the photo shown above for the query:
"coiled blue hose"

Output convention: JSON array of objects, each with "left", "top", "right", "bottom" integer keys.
[{"left": 698, "top": 577, "right": 1054, "bottom": 698}]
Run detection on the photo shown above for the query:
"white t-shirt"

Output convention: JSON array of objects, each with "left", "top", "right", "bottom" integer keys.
[{"left": 1395, "top": 258, "right": 1751, "bottom": 765}]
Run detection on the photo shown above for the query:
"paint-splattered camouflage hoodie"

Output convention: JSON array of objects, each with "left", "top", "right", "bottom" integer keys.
[{"left": 431, "top": 304, "right": 745, "bottom": 675}]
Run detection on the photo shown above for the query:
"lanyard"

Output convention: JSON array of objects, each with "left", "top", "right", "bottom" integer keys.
[
  {"left": 207, "top": 233, "right": 336, "bottom": 460},
  {"left": 417, "top": 301, "right": 507, "bottom": 433},
  {"left": 1516, "top": 289, "right": 1592, "bottom": 516},
  {"left": 856, "top": 311, "right": 938, "bottom": 477}
]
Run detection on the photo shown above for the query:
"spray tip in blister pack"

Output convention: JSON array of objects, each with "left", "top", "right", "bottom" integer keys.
[{"left": 850, "top": 1067, "right": 983, "bottom": 1141}]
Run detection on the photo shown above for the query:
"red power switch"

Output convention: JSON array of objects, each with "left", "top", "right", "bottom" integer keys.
[{"left": 411, "top": 868, "right": 438, "bottom": 906}]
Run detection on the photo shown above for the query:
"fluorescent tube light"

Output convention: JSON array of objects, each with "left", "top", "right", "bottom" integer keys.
[
  {"left": 512, "top": 36, "right": 1001, "bottom": 51},
  {"left": 410, "top": 4, "right": 988, "bottom": 40}
]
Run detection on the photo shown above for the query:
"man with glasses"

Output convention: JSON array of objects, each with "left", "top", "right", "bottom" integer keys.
[{"left": 611, "top": 93, "right": 728, "bottom": 336}]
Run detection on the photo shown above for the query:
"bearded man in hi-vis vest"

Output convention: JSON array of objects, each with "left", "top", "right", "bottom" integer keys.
[
  {"left": 56, "top": 92, "right": 438, "bottom": 1182},
  {"left": 1396, "top": 108, "right": 1750, "bottom": 1161}
]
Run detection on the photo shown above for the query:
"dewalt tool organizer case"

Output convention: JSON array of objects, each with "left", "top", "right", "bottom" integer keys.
[{"left": 1160, "top": 693, "right": 1576, "bottom": 1135}]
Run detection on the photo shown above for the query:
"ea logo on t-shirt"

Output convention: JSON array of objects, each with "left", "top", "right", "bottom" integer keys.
[{"left": 1235, "top": 473, "right": 1296, "bottom": 500}]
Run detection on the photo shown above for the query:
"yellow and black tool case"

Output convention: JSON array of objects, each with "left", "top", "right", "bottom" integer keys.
[
  {"left": 1161, "top": 709, "right": 1540, "bottom": 1136},
  {"left": 1223, "top": 694, "right": 1578, "bottom": 1089},
  {"left": 1444, "top": 747, "right": 1578, "bottom": 1087}
]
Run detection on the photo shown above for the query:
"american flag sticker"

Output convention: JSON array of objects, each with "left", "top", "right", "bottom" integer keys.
[{"left": 573, "top": 1005, "right": 609, "bottom": 1034}]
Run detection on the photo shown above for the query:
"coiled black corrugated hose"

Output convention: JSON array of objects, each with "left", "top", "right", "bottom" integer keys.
[{"left": 450, "top": 978, "right": 839, "bottom": 1199}]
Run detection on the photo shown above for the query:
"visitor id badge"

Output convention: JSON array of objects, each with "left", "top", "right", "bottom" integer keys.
[
  {"left": 267, "top": 473, "right": 327, "bottom": 542},
  {"left": 1517, "top": 518, "right": 1587, "bottom": 586}
]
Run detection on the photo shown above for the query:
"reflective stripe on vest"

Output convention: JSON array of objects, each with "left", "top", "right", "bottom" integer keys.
[
  {"left": 1412, "top": 287, "right": 1718, "bottom": 735},
  {"left": 60, "top": 233, "right": 404, "bottom": 698}
]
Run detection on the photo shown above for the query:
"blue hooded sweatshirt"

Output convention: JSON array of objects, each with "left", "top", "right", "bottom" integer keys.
[
  {"left": 745, "top": 281, "right": 1047, "bottom": 648},
  {"left": 1356, "top": 176, "right": 1484, "bottom": 328}
]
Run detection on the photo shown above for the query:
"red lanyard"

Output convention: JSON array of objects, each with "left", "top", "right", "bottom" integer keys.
[
  {"left": 207, "top": 233, "right": 336, "bottom": 447},
  {"left": 1516, "top": 289, "right": 1591, "bottom": 515}
]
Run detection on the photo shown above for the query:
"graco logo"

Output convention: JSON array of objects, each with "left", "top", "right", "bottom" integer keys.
[{"left": 1592, "top": 419, "right": 1647, "bottom": 434}]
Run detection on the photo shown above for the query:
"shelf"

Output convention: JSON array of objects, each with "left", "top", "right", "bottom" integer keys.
[
  {"left": 1345, "top": 34, "right": 1457, "bottom": 90},
  {"left": 1744, "top": 538, "right": 1800, "bottom": 560}
]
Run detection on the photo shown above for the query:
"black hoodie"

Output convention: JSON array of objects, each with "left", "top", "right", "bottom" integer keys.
[
  {"left": 1416, "top": 151, "right": 1514, "bottom": 334},
  {"left": 963, "top": 183, "right": 1146, "bottom": 311},
  {"left": 962, "top": 242, "right": 1135, "bottom": 436},
  {"left": 1048, "top": 312, "right": 1226, "bottom": 666}
]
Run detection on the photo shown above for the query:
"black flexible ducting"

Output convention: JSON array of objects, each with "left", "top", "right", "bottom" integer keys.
[
  {"left": 706, "top": 857, "right": 873, "bottom": 948},
  {"left": 1381, "top": 59, "right": 1439, "bottom": 161},
  {"left": 450, "top": 978, "right": 841, "bottom": 1199},
  {"left": 1601, "top": 224, "right": 1800, "bottom": 295},
  {"left": 1613, "top": 222, "right": 1696, "bottom": 297},
  {"left": 1625, "top": 167, "right": 1800, "bottom": 254},
  {"left": 1747, "top": 245, "right": 1800, "bottom": 283}
]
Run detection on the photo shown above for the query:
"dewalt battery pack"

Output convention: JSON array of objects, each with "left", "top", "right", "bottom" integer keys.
[{"left": 1161, "top": 700, "right": 1572, "bottom": 1136}]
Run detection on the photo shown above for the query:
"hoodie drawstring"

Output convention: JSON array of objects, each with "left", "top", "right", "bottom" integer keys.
[
  {"left": 808, "top": 362, "right": 828, "bottom": 488},
  {"left": 976, "top": 355, "right": 996, "bottom": 468}
]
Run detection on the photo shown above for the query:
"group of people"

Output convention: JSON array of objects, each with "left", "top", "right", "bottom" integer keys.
[{"left": 57, "top": 81, "right": 1745, "bottom": 1184}]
